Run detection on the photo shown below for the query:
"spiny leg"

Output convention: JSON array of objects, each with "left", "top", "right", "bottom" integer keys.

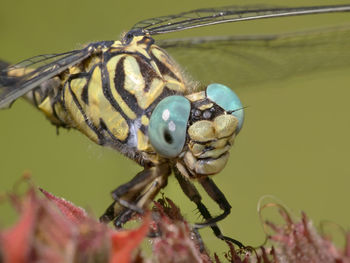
[
  {"left": 196, "top": 177, "right": 232, "bottom": 227},
  {"left": 174, "top": 168, "right": 244, "bottom": 248},
  {"left": 100, "top": 163, "right": 170, "bottom": 227},
  {"left": 100, "top": 202, "right": 133, "bottom": 228},
  {"left": 99, "top": 166, "right": 159, "bottom": 224},
  {"left": 100, "top": 165, "right": 162, "bottom": 223},
  {"left": 113, "top": 207, "right": 134, "bottom": 228},
  {"left": 100, "top": 200, "right": 118, "bottom": 223}
]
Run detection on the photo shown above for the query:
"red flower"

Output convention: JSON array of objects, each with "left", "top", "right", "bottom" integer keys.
[
  {"left": 1, "top": 178, "right": 350, "bottom": 263},
  {"left": 110, "top": 214, "right": 150, "bottom": 263},
  {"left": 1, "top": 189, "right": 37, "bottom": 263}
]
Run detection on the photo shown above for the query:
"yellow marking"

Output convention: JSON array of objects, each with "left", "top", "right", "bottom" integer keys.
[
  {"left": 71, "top": 77, "right": 87, "bottom": 89},
  {"left": 150, "top": 60, "right": 162, "bottom": 76},
  {"left": 124, "top": 56, "right": 145, "bottom": 86},
  {"left": 111, "top": 41, "right": 185, "bottom": 110},
  {"left": 111, "top": 40, "right": 123, "bottom": 48},
  {"left": 137, "top": 129, "right": 150, "bottom": 151},
  {"left": 198, "top": 103, "right": 213, "bottom": 111},
  {"left": 53, "top": 102, "right": 66, "bottom": 124},
  {"left": 123, "top": 56, "right": 164, "bottom": 109},
  {"left": 83, "top": 55, "right": 103, "bottom": 72},
  {"left": 63, "top": 83, "right": 99, "bottom": 143},
  {"left": 141, "top": 115, "right": 149, "bottom": 126},
  {"left": 107, "top": 55, "right": 137, "bottom": 120},
  {"left": 186, "top": 91, "right": 205, "bottom": 102},
  {"left": 108, "top": 113, "right": 129, "bottom": 141},
  {"left": 151, "top": 47, "right": 186, "bottom": 93},
  {"left": 164, "top": 76, "right": 186, "bottom": 93},
  {"left": 69, "top": 66, "right": 81, "bottom": 74},
  {"left": 70, "top": 78, "right": 87, "bottom": 105},
  {"left": 38, "top": 97, "right": 54, "bottom": 121},
  {"left": 124, "top": 36, "right": 152, "bottom": 60},
  {"left": 128, "top": 46, "right": 152, "bottom": 60},
  {"left": 140, "top": 78, "right": 164, "bottom": 109},
  {"left": 33, "top": 89, "right": 42, "bottom": 104}
]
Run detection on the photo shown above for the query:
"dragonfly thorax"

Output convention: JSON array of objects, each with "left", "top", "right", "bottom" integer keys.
[{"left": 28, "top": 35, "right": 190, "bottom": 166}]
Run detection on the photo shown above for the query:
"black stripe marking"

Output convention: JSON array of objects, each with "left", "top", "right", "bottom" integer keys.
[
  {"left": 100, "top": 63, "right": 130, "bottom": 142},
  {"left": 106, "top": 49, "right": 153, "bottom": 66},
  {"left": 139, "top": 123, "right": 147, "bottom": 135},
  {"left": 68, "top": 72, "right": 92, "bottom": 105},
  {"left": 136, "top": 36, "right": 154, "bottom": 48},
  {"left": 113, "top": 56, "right": 140, "bottom": 114},
  {"left": 32, "top": 89, "right": 39, "bottom": 107},
  {"left": 135, "top": 56, "right": 161, "bottom": 93},
  {"left": 149, "top": 47, "right": 180, "bottom": 82},
  {"left": 50, "top": 94, "right": 61, "bottom": 122},
  {"left": 81, "top": 78, "right": 89, "bottom": 105}
]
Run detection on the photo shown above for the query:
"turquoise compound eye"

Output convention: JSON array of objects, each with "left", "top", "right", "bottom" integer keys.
[
  {"left": 206, "top": 83, "right": 244, "bottom": 133},
  {"left": 149, "top": 96, "right": 190, "bottom": 158}
]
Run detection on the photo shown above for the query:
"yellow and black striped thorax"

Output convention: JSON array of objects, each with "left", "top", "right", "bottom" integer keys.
[{"left": 35, "top": 34, "right": 188, "bottom": 165}]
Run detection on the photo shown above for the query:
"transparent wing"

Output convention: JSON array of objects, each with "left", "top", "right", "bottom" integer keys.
[
  {"left": 0, "top": 49, "right": 87, "bottom": 109},
  {"left": 132, "top": 5, "right": 350, "bottom": 35},
  {"left": 157, "top": 26, "right": 350, "bottom": 89},
  {"left": 0, "top": 41, "right": 113, "bottom": 109}
]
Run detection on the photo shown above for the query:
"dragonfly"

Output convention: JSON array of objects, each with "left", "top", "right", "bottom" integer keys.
[{"left": 1, "top": 5, "right": 350, "bottom": 247}]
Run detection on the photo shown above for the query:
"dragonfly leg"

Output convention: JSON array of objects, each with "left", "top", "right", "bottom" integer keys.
[
  {"left": 196, "top": 177, "right": 232, "bottom": 227},
  {"left": 174, "top": 168, "right": 244, "bottom": 248},
  {"left": 100, "top": 200, "right": 118, "bottom": 223},
  {"left": 100, "top": 163, "right": 171, "bottom": 226},
  {"left": 113, "top": 208, "right": 134, "bottom": 228},
  {"left": 100, "top": 201, "right": 135, "bottom": 228}
]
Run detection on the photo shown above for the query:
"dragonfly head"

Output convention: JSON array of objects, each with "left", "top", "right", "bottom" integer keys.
[{"left": 149, "top": 83, "right": 244, "bottom": 179}]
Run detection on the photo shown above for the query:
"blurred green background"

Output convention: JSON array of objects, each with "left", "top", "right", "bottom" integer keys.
[{"left": 1, "top": 0, "right": 350, "bottom": 255}]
